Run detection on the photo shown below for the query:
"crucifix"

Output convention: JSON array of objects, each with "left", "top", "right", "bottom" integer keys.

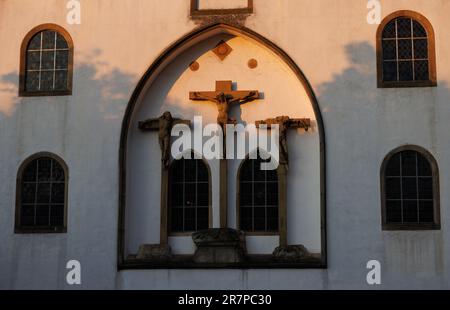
[
  {"left": 256, "top": 116, "right": 311, "bottom": 248},
  {"left": 190, "top": 81, "right": 260, "bottom": 228},
  {"left": 139, "top": 111, "right": 191, "bottom": 245}
]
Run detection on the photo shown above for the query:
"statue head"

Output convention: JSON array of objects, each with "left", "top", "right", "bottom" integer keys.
[{"left": 163, "top": 111, "right": 173, "bottom": 121}]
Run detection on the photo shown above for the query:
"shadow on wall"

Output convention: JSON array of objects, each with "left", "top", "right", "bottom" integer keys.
[
  {"left": 317, "top": 41, "right": 449, "bottom": 281},
  {"left": 0, "top": 48, "right": 137, "bottom": 121}
]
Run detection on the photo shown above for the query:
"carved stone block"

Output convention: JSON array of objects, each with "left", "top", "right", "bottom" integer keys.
[
  {"left": 272, "top": 245, "right": 310, "bottom": 262},
  {"left": 192, "top": 228, "right": 246, "bottom": 263},
  {"left": 136, "top": 244, "right": 172, "bottom": 261}
]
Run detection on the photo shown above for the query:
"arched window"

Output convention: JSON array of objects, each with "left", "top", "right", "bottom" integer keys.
[
  {"left": 169, "top": 156, "right": 210, "bottom": 233},
  {"left": 19, "top": 24, "right": 73, "bottom": 96},
  {"left": 377, "top": 11, "right": 436, "bottom": 88},
  {"left": 238, "top": 154, "right": 279, "bottom": 233},
  {"left": 381, "top": 146, "right": 440, "bottom": 230},
  {"left": 15, "top": 153, "right": 68, "bottom": 233}
]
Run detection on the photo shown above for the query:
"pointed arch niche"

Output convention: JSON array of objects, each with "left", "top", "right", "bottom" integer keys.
[{"left": 119, "top": 23, "right": 326, "bottom": 269}]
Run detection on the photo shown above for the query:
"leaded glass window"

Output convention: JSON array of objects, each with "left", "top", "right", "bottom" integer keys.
[
  {"left": 382, "top": 148, "right": 440, "bottom": 230},
  {"left": 239, "top": 155, "right": 279, "bottom": 233},
  {"left": 16, "top": 155, "right": 67, "bottom": 232},
  {"left": 25, "top": 30, "right": 70, "bottom": 92},
  {"left": 169, "top": 157, "right": 210, "bottom": 233},
  {"left": 381, "top": 17, "right": 430, "bottom": 83}
]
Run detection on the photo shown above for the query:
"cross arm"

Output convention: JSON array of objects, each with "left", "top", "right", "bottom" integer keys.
[
  {"left": 138, "top": 118, "right": 160, "bottom": 131},
  {"left": 288, "top": 118, "right": 311, "bottom": 131}
]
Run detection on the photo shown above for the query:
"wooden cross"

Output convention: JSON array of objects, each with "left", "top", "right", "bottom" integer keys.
[
  {"left": 256, "top": 116, "right": 311, "bottom": 168},
  {"left": 189, "top": 81, "right": 260, "bottom": 229},
  {"left": 255, "top": 116, "right": 311, "bottom": 248},
  {"left": 138, "top": 111, "right": 191, "bottom": 245},
  {"left": 190, "top": 81, "right": 259, "bottom": 129}
]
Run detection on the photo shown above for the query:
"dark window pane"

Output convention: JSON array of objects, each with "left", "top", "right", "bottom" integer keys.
[
  {"left": 184, "top": 183, "right": 196, "bottom": 207},
  {"left": 385, "top": 177, "right": 401, "bottom": 199},
  {"left": 170, "top": 208, "right": 183, "bottom": 232},
  {"left": 402, "top": 177, "right": 418, "bottom": 200},
  {"left": 386, "top": 200, "right": 402, "bottom": 223},
  {"left": 42, "top": 31, "right": 56, "bottom": 49},
  {"left": 413, "top": 21, "right": 427, "bottom": 37},
  {"left": 37, "top": 158, "right": 52, "bottom": 181},
  {"left": 52, "top": 162, "right": 65, "bottom": 181},
  {"left": 197, "top": 162, "right": 209, "bottom": 182},
  {"left": 21, "top": 204, "right": 35, "bottom": 226},
  {"left": 171, "top": 161, "right": 183, "bottom": 182},
  {"left": 23, "top": 160, "right": 37, "bottom": 181},
  {"left": 197, "top": 184, "right": 208, "bottom": 207},
  {"left": 56, "top": 33, "right": 68, "bottom": 49},
  {"left": 51, "top": 183, "right": 65, "bottom": 204},
  {"left": 171, "top": 183, "right": 183, "bottom": 207},
  {"left": 36, "top": 205, "right": 50, "bottom": 226},
  {"left": 184, "top": 208, "right": 196, "bottom": 231},
  {"left": 184, "top": 160, "right": 196, "bottom": 182},
  {"left": 382, "top": 40, "right": 397, "bottom": 60},
  {"left": 397, "top": 18, "right": 412, "bottom": 38},
  {"left": 402, "top": 152, "right": 417, "bottom": 176},
  {"left": 22, "top": 183, "right": 36, "bottom": 204},
  {"left": 253, "top": 161, "right": 265, "bottom": 181},
  {"left": 267, "top": 207, "right": 278, "bottom": 231},
  {"left": 54, "top": 71, "right": 68, "bottom": 91},
  {"left": 197, "top": 207, "right": 209, "bottom": 230},
  {"left": 266, "top": 169, "right": 277, "bottom": 182},
  {"left": 382, "top": 20, "right": 396, "bottom": 38},
  {"left": 240, "top": 207, "right": 253, "bottom": 231},
  {"left": 240, "top": 182, "right": 253, "bottom": 206},
  {"left": 240, "top": 161, "right": 252, "bottom": 181},
  {"left": 419, "top": 200, "right": 434, "bottom": 223},
  {"left": 36, "top": 183, "right": 51, "bottom": 203},
  {"left": 397, "top": 39, "right": 412, "bottom": 59},
  {"left": 403, "top": 200, "right": 418, "bottom": 222},
  {"left": 383, "top": 61, "right": 397, "bottom": 82},
  {"left": 55, "top": 50, "right": 68, "bottom": 70},
  {"left": 386, "top": 154, "right": 401, "bottom": 176},
  {"left": 399, "top": 61, "right": 413, "bottom": 81},
  {"left": 26, "top": 71, "right": 40, "bottom": 92},
  {"left": 40, "top": 71, "right": 54, "bottom": 91},
  {"left": 28, "top": 33, "right": 42, "bottom": 50},
  {"left": 41, "top": 51, "right": 55, "bottom": 70},
  {"left": 414, "top": 39, "right": 428, "bottom": 59},
  {"left": 414, "top": 61, "right": 429, "bottom": 81},
  {"left": 27, "top": 51, "right": 41, "bottom": 70},
  {"left": 254, "top": 183, "right": 265, "bottom": 206},
  {"left": 418, "top": 177, "right": 433, "bottom": 200},
  {"left": 266, "top": 182, "right": 278, "bottom": 205},
  {"left": 253, "top": 207, "right": 266, "bottom": 231},
  {"left": 417, "top": 155, "right": 432, "bottom": 176}
]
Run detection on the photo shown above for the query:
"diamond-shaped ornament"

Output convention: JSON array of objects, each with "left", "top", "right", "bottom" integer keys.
[{"left": 213, "top": 40, "right": 233, "bottom": 61}]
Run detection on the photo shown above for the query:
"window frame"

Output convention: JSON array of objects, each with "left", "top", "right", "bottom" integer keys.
[
  {"left": 376, "top": 10, "right": 437, "bottom": 88},
  {"left": 15, "top": 152, "right": 69, "bottom": 234},
  {"left": 190, "top": 0, "right": 253, "bottom": 16},
  {"left": 236, "top": 154, "right": 280, "bottom": 236},
  {"left": 19, "top": 24, "right": 74, "bottom": 97},
  {"left": 380, "top": 145, "right": 440, "bottom": 231},
  {"left": 167, "top": 155, "right": 212, "bottom": 236}
]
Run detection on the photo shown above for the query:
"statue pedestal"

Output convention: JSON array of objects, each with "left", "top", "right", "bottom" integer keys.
[
  {"left": 192, "top": 228, "right": 246, "bottom": 264},
  {"left": 136, "top": 244, "right": 172, "bottom": 261}
]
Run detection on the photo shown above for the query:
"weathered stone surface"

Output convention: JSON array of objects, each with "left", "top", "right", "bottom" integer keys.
[
  {"left": 272, "top": 245, "right": 310, "bottom": 262},
  {"left": 192, "top": 228, "right": 246, "bottom": 263},
  {"left": 136, "top": 244, "right": 172, "bottom": 261}
]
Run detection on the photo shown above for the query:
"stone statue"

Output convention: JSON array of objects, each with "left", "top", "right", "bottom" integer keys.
[{"left": 139, "top": 111, "right": 191, "bottom": 169}]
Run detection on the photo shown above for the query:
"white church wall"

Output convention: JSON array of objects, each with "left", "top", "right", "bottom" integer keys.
[{"left": 0, "top": 0, "right": 449, "bottom": 289}]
